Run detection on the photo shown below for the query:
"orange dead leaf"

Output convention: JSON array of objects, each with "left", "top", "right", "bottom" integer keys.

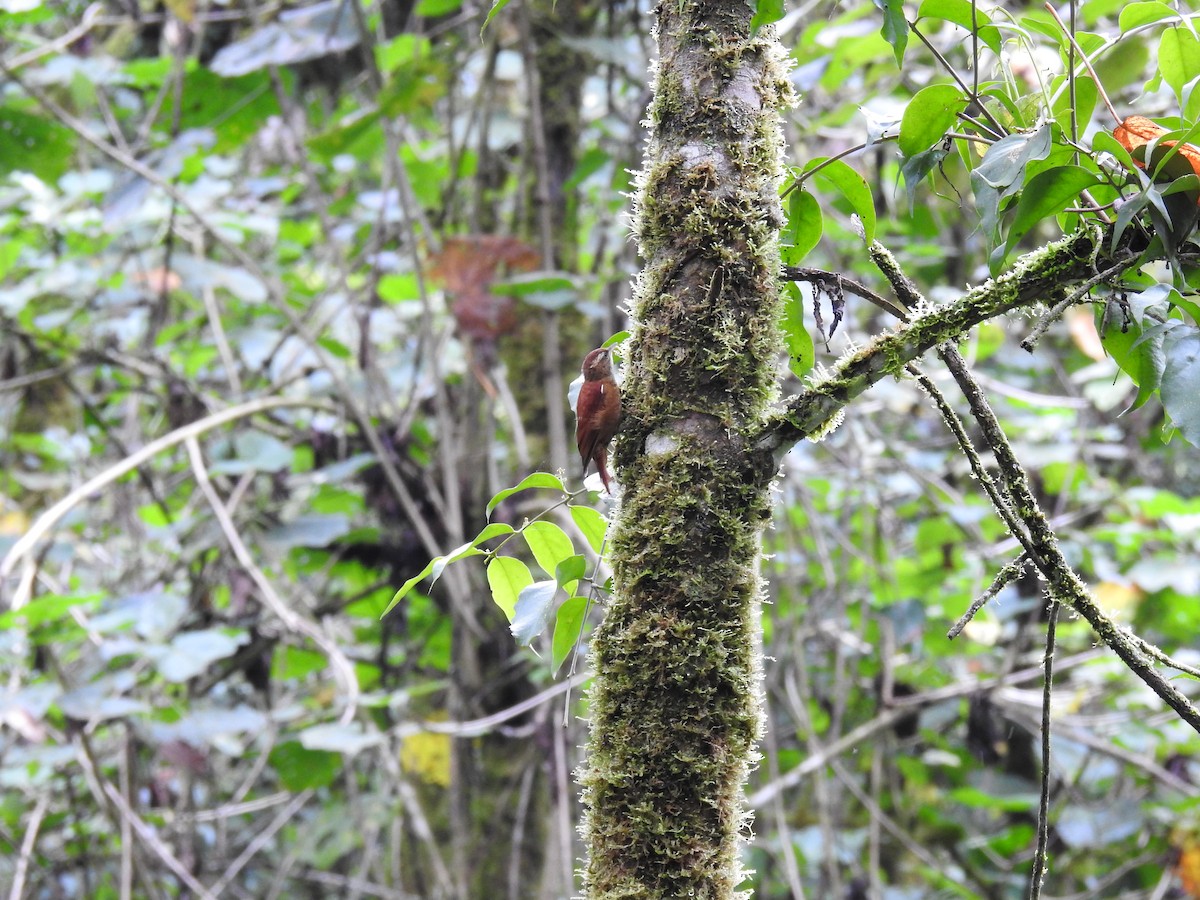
[{"left": 1113, "top": 115, "right": 1200, "bottom": 186}]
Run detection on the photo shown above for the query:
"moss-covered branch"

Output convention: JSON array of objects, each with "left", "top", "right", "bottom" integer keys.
[
  {"left": 870, "top": 239, "right": 1200, "bottom": 735},
  {"left": 757, "top": 223, "right": 1138, "bottom": 458}
]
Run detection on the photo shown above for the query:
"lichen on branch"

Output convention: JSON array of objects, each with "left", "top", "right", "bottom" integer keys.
[{"left": 759, "top": 222, "right": 1127, "bottom": 460}]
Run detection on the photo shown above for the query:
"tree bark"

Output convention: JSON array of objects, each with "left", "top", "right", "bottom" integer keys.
[{"left": 579, "top": 4, "right": 793, "bottom": 898}]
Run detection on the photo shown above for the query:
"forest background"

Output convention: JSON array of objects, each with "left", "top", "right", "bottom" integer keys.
[{"left": 2, "top": 1, "right": 1200, "bottom": 898}]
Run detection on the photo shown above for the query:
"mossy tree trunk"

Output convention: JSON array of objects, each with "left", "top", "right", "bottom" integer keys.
[{"left": 579, "top": 4, "right": 792, "bottom": 898}]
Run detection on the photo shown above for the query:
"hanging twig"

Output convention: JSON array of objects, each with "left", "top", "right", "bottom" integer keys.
[{"left": 1028, "top": 601, "right": 1060, "bottom": 900}]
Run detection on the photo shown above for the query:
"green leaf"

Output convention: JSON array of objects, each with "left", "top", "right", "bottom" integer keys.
[
  {"left": 899, "top": 84, "right": 967, "bottom": 159},
  {"left": 974, "top": 124, "right": 1053, "bottom": 197},
  {"left": 491, "top": 271, "right": 577, "bottom": 296},
  {"left": 275, "top": 646, "right": 328, "bottom": 681},
  {"left": 382, "top": 522, "right": 514, "bottom": 617},
  {"left": 570, "top": 505, "right": 609, "bottom": 553},
  {"left": 565, "top": 146, "right": 609, "bottom": 191},
  {"left": 1091, "top": 130, "right": 1137, "bottom": 172},
  {"left": 1159, "top": 26, "right": 1200, "bottom": 102},
  {"left": 804, "top": 158, "right": 877, "bottom": 245},
  {"left": 480, "top": 0, "right": 513, "bottom": 37},
  {"left": 916, "top": 0, "right": 1000, "bottom": 53},
  {"left": 487, "top": 556, "right": 533, "bottom": 621},
  {"left": 377, "top": 273, "right": 420, "bottom": 303},
  {"left": 603, "top": 331, "right": 630, "bottom": 351},
  {"left": 0, "top": 106, "right": 75, "bottom": 181},
  {"left": 416, "top": 0, "right": 462, "bottom": 13},
  {"left": 1094, "top": 32, "right": 1151, "bottom": 92},
  {"left": 269, "top": 742, "right": 338, "bottom": 791},
  {"left": 486, "top": 472, "right": 566, "bottom": 518},
  {"left": 375, "top": 34, "right": 431, "bottom": 74},
  {"left": 174, "top": 68, "right": 280, "bottom": 153},
  {"left": 950, "top": 786, "right": 1038, "bottom": 812},
  {"left": 783, "top": 189, "right": 822, "bottom": 263},
  {"left": 1003, "top": 166, "right": 1102, "bottom": 257},
  {"left": 1051, "top": 75, "right": 1097, "bottom": 141},
  {"left": 307, "top": 110, "right": 383, "bottom": 163},
  {"left": 551, "top": 596, "right": 588, "bottom": 674},
  {"left": 873, "top": 0, "right": 909, "bottom": 65},
  {"left": 554, "top": 555, "right": 586, "bottom": 596},
  {"left": 782, "top": 282, "right": 815, "bottom": 378},
  {"left": 511, "top": 581, "right": 558, "bottom": 645},
  {"left": 750, "top": 0, "right": 785, "bottom": 36},
  {"left": 1097, "top": 303, "right": 1164, "bottom": 410},
  {"left": 1161, "top": 324, "right": 1200, "bottom": 445},
  {"left": 523, "top": 521, "right": 575, "bottom": 580},
  {"left": 1119, "top": 1, "right": 1175, "bottom": 32},
  {"left": 900, "top": 145, "right": 950, "bottom": 205},
  {"left": 0, "top": 592, "right": 100, "bottom": 629}
]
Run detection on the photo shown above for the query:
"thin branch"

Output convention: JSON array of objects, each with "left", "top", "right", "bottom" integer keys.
[
  {"left": 909, "top": 20, "right": 1006, "bottom": 138},
  {"left": 1, "top": 397, "right": 330, "bottom": 592},
  {"left": 184, "top": 437, "right": 360, "bottom": 726},
  {"left": 948, "top": 553, "right": 1030, "bottom": 640},
  {"left": 0, "top": 58, "right": 469, "bottom": 599},
  {"left": 73, "top": 731, "right": 214, "bottom": 900},
  {"left": 1028, "top": 600, "right": 1059, "bottom": 900},
  {"left": 783, "top": 265, "right": 911, "bottom": 320},
  {"left": 205, "top": 790, "right": 314, "bottom": 896},
  {"left": 1020, "top": 254, "right": 1136, "bottom": 351},
  {"left": 762, "top": 224, "right": 1136, "bottom": 454},
  {"left": 416, "top": 669, "right": 591, "bottom": 737},
  {"left": 907, "top": 365, "right": 1030, "bottom": 546},
  {"left": 829, "top": 758, "right": 946, "bottom": 877},
  {"left": 749, "top": 649, "right": 1105, "bottom": 807},
  {"left": 8, "top": 792, "right": 49, "bottom": 900},
  {"left": 941, "top": 348, "right": 1200, "bottom": 734},
  {"left": 1043, "top": 2, "right": 1121, "bottom": 124},
  {"left": 5, "top": 2, "right": 104, "bottom": 70},
  {"left": 1132, "top": 634, "right": 1200, "bottom": 681},
  {"left": 517, "top": 5, "right": 570, "bottom": 477},
  {"left": 863, "top": 239, "right": 1200, "bottom": 735}
]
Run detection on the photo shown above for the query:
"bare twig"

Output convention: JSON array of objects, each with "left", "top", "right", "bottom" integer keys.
[
  {"left": 1020, "top": 254, "right": 1136, "bottom": 351},
  {"left": 948, "top": 554, "right": 1030, "bottom": 640},
  {"left": 184, "top": 437, "right": 360, "bottom": 725},
  {"left": 206, "top": 790, "right": 314, "bottom": 896},
  {"left": 750, "top": 649, "right": 1104, "bottom": 807},
  {"left": 74, "top": 733, "right": 216, "bottom": 899},
  {"left": 8, "top": 792, "right": 50, "bottom": 900},
  {"left": 1028, "top": 601, "right": 1059, "bottom": 900},
  {"left": 5, "top": 3, "right": 103, "bottom": 70},
  {"left": 1043, "top": 2, "right": 1121, "bottom": 124},
  {"left": 783, "top": 265, "right": 911, "bottom": 320},
  {"left": 1, "top": 397, "right": 330, "bottom": 595},
  {"left": 942, "top": 346, "right": 1200, "bottom": 733}
]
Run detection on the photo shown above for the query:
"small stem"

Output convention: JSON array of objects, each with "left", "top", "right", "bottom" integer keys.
[
  {"left": 1028, "top": 601, "right": 1059, "bottom": 900},
  {"left": 911, "top": 21, "right": 1007, "bottom": 138},
  {"left": 1043, "top": 2, "right": 1121, "bottom": 124},
  {"left": 947, "top": 554, "right": 1030, "bottom": 640}
]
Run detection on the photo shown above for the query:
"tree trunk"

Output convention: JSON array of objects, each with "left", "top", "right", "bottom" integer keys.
[{"left": 579, "top": 4, "right": 793, "bottom": 898}]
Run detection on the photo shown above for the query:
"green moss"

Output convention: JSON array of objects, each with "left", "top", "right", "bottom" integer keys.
[{"left": 580, "top": 6, "right": 794, "bottom": 898}]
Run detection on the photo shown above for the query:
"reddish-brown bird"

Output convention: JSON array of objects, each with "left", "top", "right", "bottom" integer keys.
[{"left": 575, "top": 347, "right": 622, "bottom": 494}]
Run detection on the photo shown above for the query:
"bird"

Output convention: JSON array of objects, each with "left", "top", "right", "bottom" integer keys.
[{"left": 575, "top": 347, "right": 622, "bottom": 494}]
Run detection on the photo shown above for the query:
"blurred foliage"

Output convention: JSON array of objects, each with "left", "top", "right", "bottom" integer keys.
[{"left": 1, "top": 1, "right": 1200, "bottom": 899}]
